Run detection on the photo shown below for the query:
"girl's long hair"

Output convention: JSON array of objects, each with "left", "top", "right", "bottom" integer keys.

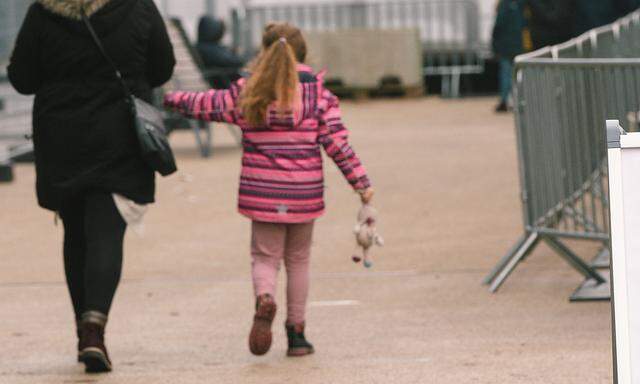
[{"left": 240, "top": 23, "right": 307, "bottom": 127}]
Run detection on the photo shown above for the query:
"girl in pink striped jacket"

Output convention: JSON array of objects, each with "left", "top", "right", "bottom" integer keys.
[{"left": 164, "top": 23, "right": 373, "bottom": 357}]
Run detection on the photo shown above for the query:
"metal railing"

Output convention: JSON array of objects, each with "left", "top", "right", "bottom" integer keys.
[
  {"left": 484, "top": 10, "right": 640, "bottom": 293},
  {"left": 232, "top": 0, "right": 485, "bottom": 97}
]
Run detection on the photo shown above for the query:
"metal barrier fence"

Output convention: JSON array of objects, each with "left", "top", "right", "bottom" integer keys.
[
  {"left": 232, "top": 0, "right": 485, "bottom": 97},
  {"left": 484, "top": 9, "right": 640, "bottom": 294}
]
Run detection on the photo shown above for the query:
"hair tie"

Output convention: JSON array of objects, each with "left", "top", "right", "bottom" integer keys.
[{"left": 279, "top": 37, "right": 287, "bottom": 44}]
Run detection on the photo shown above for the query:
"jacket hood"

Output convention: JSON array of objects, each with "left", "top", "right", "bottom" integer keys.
[
  {"left": 37, "top": 0, "right": 113, "bottom": 20},
  {"left": 198, "top": 16, "right": 225, "bottom": 43}
]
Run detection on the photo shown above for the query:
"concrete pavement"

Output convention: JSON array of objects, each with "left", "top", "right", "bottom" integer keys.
[{"left": 0, "top": 97, "right": 612, "bottom": 383}]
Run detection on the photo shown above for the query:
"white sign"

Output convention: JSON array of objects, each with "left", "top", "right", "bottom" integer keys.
[{"left": 607, "top": 119, "right": 640, "bottom": 384}]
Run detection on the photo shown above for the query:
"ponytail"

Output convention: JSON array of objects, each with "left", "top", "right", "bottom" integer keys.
[{"left": 241, "top": 27, "right": 304, "bottom": 127}]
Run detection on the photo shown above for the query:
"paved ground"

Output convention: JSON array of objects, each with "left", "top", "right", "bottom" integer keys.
[{"left": 0, "top": 97, "right": 612, "bottom": 383}]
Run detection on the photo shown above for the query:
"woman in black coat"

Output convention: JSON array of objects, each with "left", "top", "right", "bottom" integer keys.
[{"left": 7, "top": 0, "right": 175, "bottom": 373}]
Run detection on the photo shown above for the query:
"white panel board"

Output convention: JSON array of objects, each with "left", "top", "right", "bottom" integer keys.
[
  {"left": 608, "top": 121, "right": 640, "bottom": 384},
  {"left": 621, "top": 146, "right": 640, "bottom": 384}
]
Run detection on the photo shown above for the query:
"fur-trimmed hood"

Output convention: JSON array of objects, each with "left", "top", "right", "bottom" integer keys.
[{"left": 37, "top": 0, "right": 113, "bottom": 20}]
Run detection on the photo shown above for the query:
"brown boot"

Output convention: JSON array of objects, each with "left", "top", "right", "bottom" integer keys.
[
  {"left": 78, "top": 311, "right": 112, "bottom": 373},
  {"left": 249, "top": 294, "right": 277, "bottom": 355},
  {"left": 286, "top": 322, "right": 314, "bottom": 357}
]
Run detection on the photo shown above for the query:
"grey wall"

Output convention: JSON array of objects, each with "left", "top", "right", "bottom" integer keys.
[{"left": 0, "top": 0, "right": 33, "bottom": 64}]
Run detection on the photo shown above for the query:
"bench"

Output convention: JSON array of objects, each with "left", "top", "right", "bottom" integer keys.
[{"left": 164, "top": 18, "right": 242, "bottom": 157}]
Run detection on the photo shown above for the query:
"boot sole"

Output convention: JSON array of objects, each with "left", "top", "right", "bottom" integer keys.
[
  {"left": 81, "top": 348, "right": 112, "bottom": 373},
  {"left": 249, "top": 301, "right": 277, "bottom": 356},
  {"left": 287, "top": 347, "right": 315, "bottom": 357}
]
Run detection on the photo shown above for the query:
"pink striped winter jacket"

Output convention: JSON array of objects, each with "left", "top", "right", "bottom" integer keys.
[{"left": 164, "top": 64, "right": 371, "bottom": 223}]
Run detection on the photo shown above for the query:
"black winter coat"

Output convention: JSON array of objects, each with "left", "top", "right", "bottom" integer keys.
[
  {"left": 616, "top": 0, "right": 640, "bottom": 14},
  {"left": 492, "top": 0, "right": 528, "bottom": 59},
  {"left": 526, "top": 0, "right": 574, "bottom": 49},
  {"left": 7, "top": 0, "right": 176, "bottom": 211},
  {"left": 196, "top": 16, "right": 244, "bottom": 69},
  {"left": 574, "top": 0, "right": 619, "bottom": 36}
]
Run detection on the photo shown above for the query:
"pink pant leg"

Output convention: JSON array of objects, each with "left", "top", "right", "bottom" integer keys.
[
  {"left": 283, "top": 222, "right": 314, "bottom": 324},
  {"left": 251, "top": 221, "right": 286, "bottom": 297}
]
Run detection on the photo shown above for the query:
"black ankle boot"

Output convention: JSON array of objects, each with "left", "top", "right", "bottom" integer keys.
[
  {"left": 285, "top": 322, "right": 314, "bottom": 357},
  {"left": 79, "top": 311, "right": 112, "bottom": 373}
]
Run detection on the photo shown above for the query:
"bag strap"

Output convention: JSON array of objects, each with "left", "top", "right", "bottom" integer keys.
[{"left": 80, "top": 7, "right": 132, "bottom": 99}]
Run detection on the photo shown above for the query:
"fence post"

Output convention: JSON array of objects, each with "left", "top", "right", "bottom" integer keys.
[
  {"left": 348, "top": 1, "right": 367, "bottom": 29},
  {"left": 204, "top": 0, "right": 216, "bottom": 17},
  {"left": 231, "top": 8, "right": 241, "bottom": 54}
]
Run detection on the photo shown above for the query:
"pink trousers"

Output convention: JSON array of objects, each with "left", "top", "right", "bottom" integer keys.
[{"left": 251, "top": 221, "right": 314, "bottom": 324}]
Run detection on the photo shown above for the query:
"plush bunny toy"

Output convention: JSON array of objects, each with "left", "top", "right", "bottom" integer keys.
[{"left": 352, "top": 204, "right": 384, "bottom": 268}]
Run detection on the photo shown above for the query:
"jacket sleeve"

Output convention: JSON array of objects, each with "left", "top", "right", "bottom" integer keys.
[
  {"left": 163, "top": 84, "right": 239, "bottom": 124},
  {"left": 317, "top": 89, "right": 371, "bottom": 191},
  {"left": 7, "top": 5, "right": 43, "bottom": 95},
  {"left": 146, "top": 0, "right": 176, "bottom": 87}
]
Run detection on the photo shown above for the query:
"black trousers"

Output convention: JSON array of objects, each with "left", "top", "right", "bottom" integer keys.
[{"left": 59, "top": 193, "right": 126, "bottom": 320}]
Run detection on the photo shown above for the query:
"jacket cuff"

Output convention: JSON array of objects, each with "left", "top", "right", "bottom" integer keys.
[{"left": 353, "top": 175, "right": 371, "bottom": 191}]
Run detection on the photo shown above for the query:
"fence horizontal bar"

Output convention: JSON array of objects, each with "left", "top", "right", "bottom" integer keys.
[
  {"left": 517, "top": 59, "right": 640, "bottom": 67},
  {"left": 527, "top": 228, "right": 609, "bottom": 241}
]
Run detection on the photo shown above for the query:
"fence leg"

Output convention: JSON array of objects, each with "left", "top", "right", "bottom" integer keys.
[
  {"left": 591, "top": 245, "right": 610, "bottom": 268},
  {"left": 192, "top": 120, "right": 212, "bottom": 158},
  {"left": 203, "top": 122, "right": 212, "bottom": 157},
  {"left": 441, "top": 75, "right": 451, "bottom": 98},
  {"left": 489, "top": 232, "right": 540, "bottom": 293},
  {"left": 451, "top": 71, "right": 461, "bottom": 98},
  {"left": 484, "top": 234, "right": 528, "bottom": 285},
  {"left": 543, "top": 236, "right": 606, "bottom": 284}
]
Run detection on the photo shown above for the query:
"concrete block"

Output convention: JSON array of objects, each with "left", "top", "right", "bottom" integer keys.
[{"left": 304, "top": 28, "right": 423, "bottom": 90}]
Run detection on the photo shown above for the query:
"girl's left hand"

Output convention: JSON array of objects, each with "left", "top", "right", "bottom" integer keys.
[{"left": 360, "top": 188, "right": 374, "bottom": 204}]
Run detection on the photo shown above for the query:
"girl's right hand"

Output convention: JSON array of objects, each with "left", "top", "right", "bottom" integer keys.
[{"left": 359, "top": 188, "right": 374, "bottom": 204}]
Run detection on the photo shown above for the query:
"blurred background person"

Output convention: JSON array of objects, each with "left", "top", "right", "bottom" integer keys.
[
  {"left": 196, "top": 15, "right": 244, "bottom": 88},
  {"left": 526, "top": 0, "right": 573, "bottom": 49},
  {"left": 526, "top": 0, "right": 638, "bottom": 49},
  {"left": 616, "top": 0, "right": 640, "bottom": 14},
  {"left": 491, "top": 0, "right": 531, "bottom": 112},
  {"left": 573, "top": 0, "right": 619, "bottom": 36}
]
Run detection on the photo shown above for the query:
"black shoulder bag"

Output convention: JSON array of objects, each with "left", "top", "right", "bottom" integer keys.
[{"left": 81, "top": 9, "right": 177, "bottom": 176}]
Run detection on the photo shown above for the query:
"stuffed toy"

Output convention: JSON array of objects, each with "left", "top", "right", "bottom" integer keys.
[{"left": 352, "top": 203, "right": 384, "bottom": 268}]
